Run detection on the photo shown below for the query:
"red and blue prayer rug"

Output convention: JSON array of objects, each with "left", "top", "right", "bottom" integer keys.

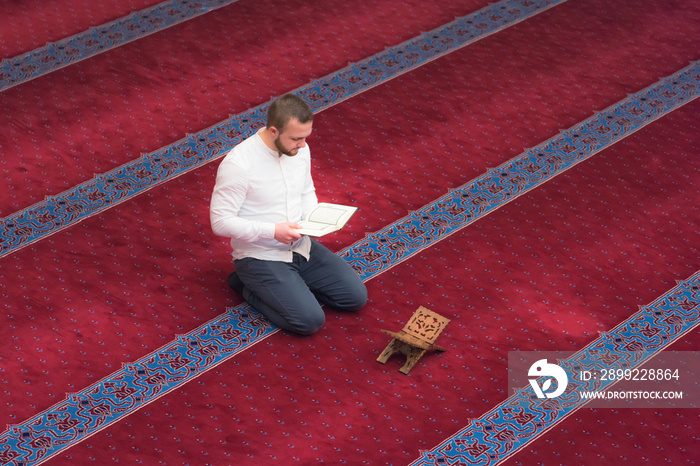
[{"left": 1, "top": 0, "right": 698, "bottom": 463}]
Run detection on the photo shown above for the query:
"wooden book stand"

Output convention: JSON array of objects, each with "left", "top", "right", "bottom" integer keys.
[{"left": 377, "top": 306, "right": 450, "bottom": 375}]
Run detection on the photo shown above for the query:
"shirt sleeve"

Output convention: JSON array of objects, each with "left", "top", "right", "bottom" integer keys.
[{"left": 210, "top": 157, "right": 276, "bottom": 242}]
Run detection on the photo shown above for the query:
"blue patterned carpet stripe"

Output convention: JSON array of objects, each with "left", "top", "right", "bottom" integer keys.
[
  {"left": 342, "top": 62, "right": 699, "bottom": 281},
  {"left": 1, "top": 60, "right": 697, "bottom": 466},
  {"left": 0, "top": 0, "right": 240, "bottom": 92},
  {"left": 0, "top": 0, "right": 567, "bottom": 259},
  {"left": 410, "top": 271, "right": 700, "bottom": 465}
]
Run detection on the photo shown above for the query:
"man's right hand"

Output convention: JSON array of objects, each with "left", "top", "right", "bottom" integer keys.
[{"left": 274, "top": 222, "right": 303, "bottom": 244}]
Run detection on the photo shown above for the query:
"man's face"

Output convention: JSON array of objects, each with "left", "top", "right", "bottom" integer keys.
[{"left": 272, "top": 118, "right": 313, "bottom": 156}]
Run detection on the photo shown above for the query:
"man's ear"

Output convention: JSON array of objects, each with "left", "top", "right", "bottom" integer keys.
[{"left": 268, "top": 125, "right": 279, "bottom": 137}]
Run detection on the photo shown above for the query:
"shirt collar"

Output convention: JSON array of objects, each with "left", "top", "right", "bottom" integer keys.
[{"left": 255, "top": 128, "right": 282, "bottom": 159}]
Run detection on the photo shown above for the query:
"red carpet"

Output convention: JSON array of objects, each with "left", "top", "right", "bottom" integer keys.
[
  {"left": 0, "top": 0, "right": 485, "bottom": 216},
  {"left": 0, "top": 0, "right": 165, "bottom": 58},
  {"left": 1, "top": 0, "right": 698, "bottom": 464}
]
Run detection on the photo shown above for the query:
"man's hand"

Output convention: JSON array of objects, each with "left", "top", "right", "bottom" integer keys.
[{"left": 274, "top": 222, "right": 303, "bottom": 243}]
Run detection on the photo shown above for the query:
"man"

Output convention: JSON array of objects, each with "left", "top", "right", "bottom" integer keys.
[{"left": 210, "top": 94, "right": 367, "bottom": 335}]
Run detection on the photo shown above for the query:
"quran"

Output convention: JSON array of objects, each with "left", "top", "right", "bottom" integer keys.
[{"left": 296, "top": 203, "right": 358, "bottom": 237}]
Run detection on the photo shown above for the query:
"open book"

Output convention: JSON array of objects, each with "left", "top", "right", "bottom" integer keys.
[{"left": 296, "top": 203, "right": 358, "bottom": 237}]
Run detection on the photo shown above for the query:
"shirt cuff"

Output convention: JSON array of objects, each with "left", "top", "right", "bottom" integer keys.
[{"left": 260, "top": 222, "right": 276, "bottom": 240}]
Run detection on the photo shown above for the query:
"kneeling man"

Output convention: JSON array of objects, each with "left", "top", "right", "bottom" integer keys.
[{"left": 210, "top": 94, "right": 367, "bottom": 335}]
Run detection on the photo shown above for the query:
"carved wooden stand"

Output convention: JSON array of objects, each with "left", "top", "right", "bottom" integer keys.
[{"left": 377, "top": 306, "right": 450, "bottom": 375}]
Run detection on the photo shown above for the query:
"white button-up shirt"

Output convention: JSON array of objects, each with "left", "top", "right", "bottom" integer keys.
[{"left": 210, "top": 129, "right": 318, "bottom": 262}]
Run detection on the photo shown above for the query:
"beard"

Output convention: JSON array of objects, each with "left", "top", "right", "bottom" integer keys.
[{"left": 274, "top": 136, "right": 298, "bottom": 156}]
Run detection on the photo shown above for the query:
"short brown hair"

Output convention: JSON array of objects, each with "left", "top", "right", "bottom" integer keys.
[{"left": 266, "top": 94, "right": 313, "bottom": 132}]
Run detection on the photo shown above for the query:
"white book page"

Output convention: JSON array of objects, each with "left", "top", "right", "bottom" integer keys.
[
  {"left": 296, "top": 203, "right": 357, "bottom": 237},
  {"left": 298, "top": 222, "right": 330, "bottom": 232},
  {"left": 307, "top": 205, "right": 348, "bottom": 225}
]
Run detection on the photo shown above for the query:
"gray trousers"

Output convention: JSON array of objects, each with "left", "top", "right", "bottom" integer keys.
[{"left": 233, "top": 239, "right": 367, "bottom": 335}]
